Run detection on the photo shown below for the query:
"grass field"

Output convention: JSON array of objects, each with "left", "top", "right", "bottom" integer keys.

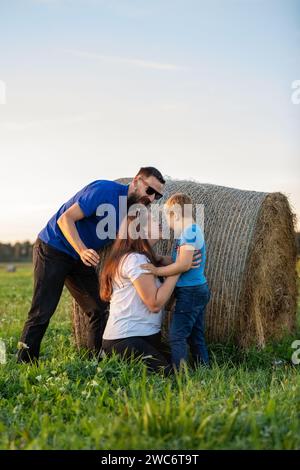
[{"left": 0, "top": 262, "right": 299, "bottom": 450}]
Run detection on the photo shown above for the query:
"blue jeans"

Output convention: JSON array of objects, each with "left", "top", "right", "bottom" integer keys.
[{"left": 169, "top": 283, "right": 211, "bottom": 369}]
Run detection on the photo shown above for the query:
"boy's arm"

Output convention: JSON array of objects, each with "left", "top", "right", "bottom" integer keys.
[
  {"left": 157, "top": 251, "right": 201, "bottom": 267},
  {"left": 141, "top": 245, "right": 195, "bottom": 277}
]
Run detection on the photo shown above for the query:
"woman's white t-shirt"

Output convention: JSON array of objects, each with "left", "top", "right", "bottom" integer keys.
[{"left": 102, "top": 253, "right": 163, "bottom": 340}]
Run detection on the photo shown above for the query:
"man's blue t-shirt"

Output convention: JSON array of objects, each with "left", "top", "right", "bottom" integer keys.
[
  {"left": 39, "top": 180, "right": 129, "bottom": 259},
  {"left": 172, "top": 223, "right": 207, "bottom": 287}
]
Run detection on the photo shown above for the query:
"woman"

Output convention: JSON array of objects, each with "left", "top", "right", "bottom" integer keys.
[{"left": 100, "top": 214, "right": 179, "bottom": 374}]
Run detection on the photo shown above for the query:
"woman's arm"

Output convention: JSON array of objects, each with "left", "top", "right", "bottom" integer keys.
[{"left": 132, "top": 273, "right": 179, "bottom": 313}]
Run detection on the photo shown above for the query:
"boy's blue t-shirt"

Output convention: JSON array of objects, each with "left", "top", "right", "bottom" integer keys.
[
  {"left": 39, "top": 180, "right": 129, "bottom": 259},
  {"left": 172, "top": 223, "right": 207, "bottom": 287}
]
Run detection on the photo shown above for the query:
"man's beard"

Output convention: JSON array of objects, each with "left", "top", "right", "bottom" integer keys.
[{"left": 127, "top": 193, "right": 151, "bottom": 210}]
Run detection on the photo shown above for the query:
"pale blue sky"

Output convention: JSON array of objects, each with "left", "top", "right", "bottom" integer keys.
[{"left": 0, "top": 0, "right": 299, "bottom": 241}]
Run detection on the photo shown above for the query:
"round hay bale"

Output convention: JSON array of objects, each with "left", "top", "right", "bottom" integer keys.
[{"left": 72, "top": 178, "right": 298, "bottom": 350}]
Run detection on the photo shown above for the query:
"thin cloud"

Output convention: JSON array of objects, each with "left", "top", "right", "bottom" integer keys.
[
  {"left": 0, "top": 112, "right": 102, "bottom": 131},
  {"left": 65, "top": 49, "right": 187, "bottom": 71},
  {"left": 33, "top": 0, "right": 153, "bottom": 18}
]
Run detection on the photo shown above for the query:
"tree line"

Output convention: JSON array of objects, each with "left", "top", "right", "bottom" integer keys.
[
  {"left": 0, "top": 242, "right": 33, "bottom": 262},
  {"left": 1, "top": 235, "right": 300, "bottom": 262}
]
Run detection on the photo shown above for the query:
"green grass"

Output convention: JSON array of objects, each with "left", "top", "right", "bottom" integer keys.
[{"left": 0, "top": 262, "right": 299, "bottom": 450}]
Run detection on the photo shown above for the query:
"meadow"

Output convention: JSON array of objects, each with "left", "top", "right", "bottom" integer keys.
[{"left": 0, "top": 262, "right": 299, "bottom": 450}]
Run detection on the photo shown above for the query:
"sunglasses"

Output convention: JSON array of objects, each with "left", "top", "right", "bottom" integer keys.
[{"left": 139, "top": 177, "right": 163, "bottom": 200}]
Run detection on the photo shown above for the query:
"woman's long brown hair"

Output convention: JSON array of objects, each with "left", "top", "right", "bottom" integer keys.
[{"left": 100, "top": 214, "right": 159, "bottom": 302}]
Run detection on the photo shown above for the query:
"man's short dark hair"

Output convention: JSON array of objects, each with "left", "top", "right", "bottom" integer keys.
[{"left": 136, "top": 166, "right": 165, "bottom": 185}]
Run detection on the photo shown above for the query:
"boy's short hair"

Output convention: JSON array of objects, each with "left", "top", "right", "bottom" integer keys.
[{"left": 165, "top": 193, "right": 192, "bottom": 210}]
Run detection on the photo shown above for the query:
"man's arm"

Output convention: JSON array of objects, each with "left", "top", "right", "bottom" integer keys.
[{"left": 57, "top": 203, "right": 100, "bottom": 267}]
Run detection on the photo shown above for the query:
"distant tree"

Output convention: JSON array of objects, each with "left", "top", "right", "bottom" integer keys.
[
  {"left": 296, "top": 233, "right": 300, "bottom": 256},
  {"left": 0, "top": 241, "right": 33, "bottom": 262}
]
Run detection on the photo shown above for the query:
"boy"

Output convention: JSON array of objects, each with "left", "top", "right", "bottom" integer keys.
[{"left": 141, "top": 193, "right": 210, "bottom": 370}]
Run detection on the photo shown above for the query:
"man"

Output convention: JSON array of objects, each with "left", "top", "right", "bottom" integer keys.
[{"left": 17, "top": 167, "right": 165, "bottom": 363}]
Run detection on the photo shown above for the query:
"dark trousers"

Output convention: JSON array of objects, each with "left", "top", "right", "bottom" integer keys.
[
  {"left": 169, "top": 283, "right": 211, "bottom": 369},
  {"left": 17, "top": 238, "right": 109, "bottom": 363},
  {"left": 102, "top": 332, "right": 173, "bottom": 375}
]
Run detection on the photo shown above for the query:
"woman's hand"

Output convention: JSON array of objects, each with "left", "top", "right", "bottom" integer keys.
[
  {"left": 140, "top": 263, "right": 158, "bottom": 275},
  {"left": 192, "top": 249, "right": 202, "bottom": 269}
]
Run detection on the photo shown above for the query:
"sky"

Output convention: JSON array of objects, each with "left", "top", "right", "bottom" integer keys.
[{"left": 0, "top": 0, "right": 299, "bottom": 242}]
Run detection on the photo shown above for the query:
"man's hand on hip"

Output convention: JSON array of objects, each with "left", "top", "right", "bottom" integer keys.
[{"left": 80, "top": 248, "right": 100, "bottom": 267}]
